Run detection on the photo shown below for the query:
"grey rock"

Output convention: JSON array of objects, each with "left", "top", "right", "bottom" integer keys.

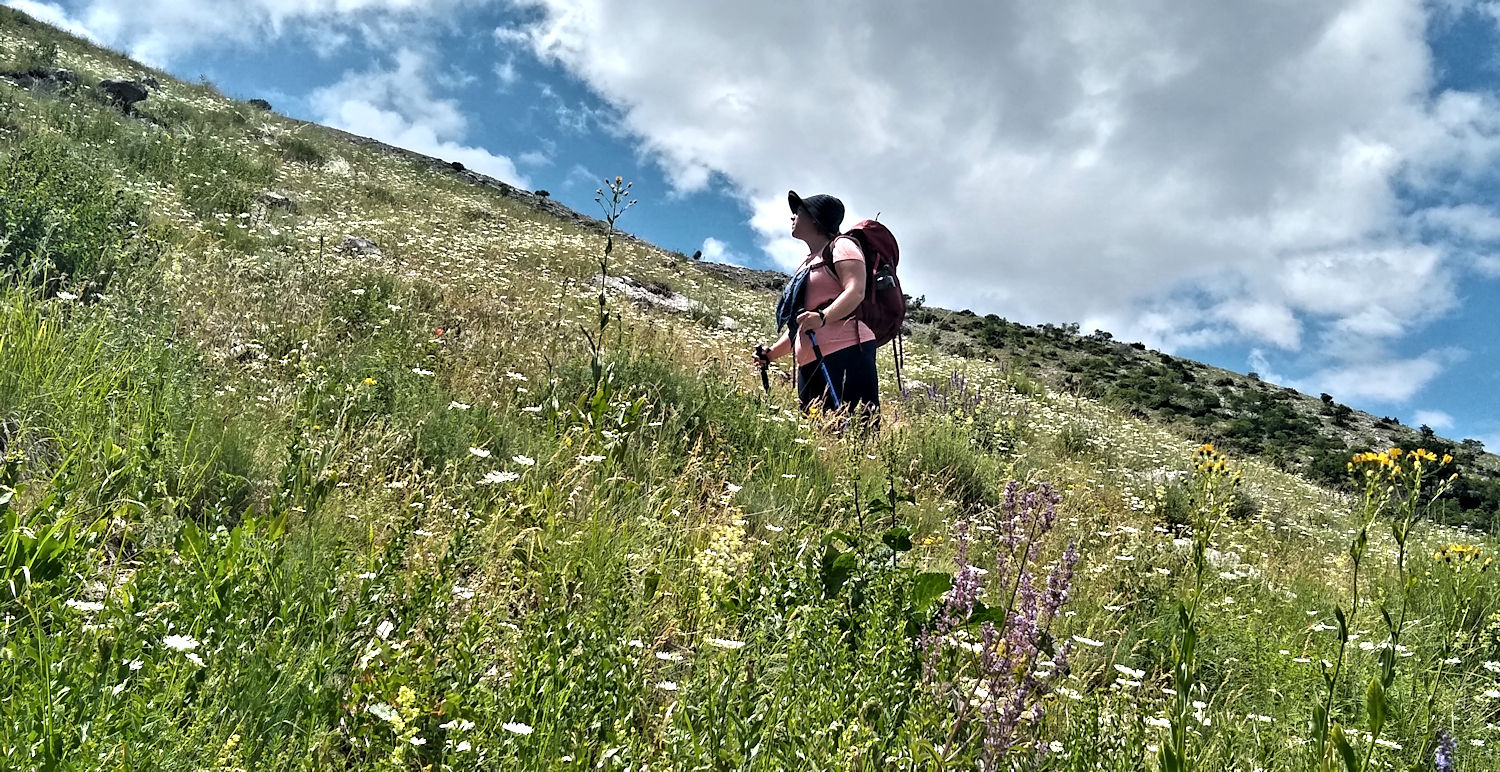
[
  {"left": 99, "top": 79, "right": 149, "bottom": 112},
  {"left": 339, "top": 236, "right": 383, "bottom": 257},
  {"left": 247, "top": 98, "right": 272, "bottom": 111},
  {"left": 259, "top": 191, "right": 296, "bottom": 211},
  {"left": 6, "top": 67, "right": 77, "bottom": 92}
]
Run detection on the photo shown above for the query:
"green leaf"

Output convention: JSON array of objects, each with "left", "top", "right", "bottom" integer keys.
[
  {"left": 819, "top": 543, "right": 858, "bottom": 598},
  {"left": 968, "top": 601, "right": 1008, "bottom": 626},
  {"left": 911, "top": 572, "right": 952, "bottom": 612},
  {"left": 1365, "top": 676, "right": 1385, "bottom": 736},
  {"left": 821, "top": 530, "right": 859, "bottom": 549},
  {"left": 176, "top": 521, "right": 205, "bottom": 559},
  {"left": 1331, "top": 724, "right": 1359, "bottom": 772},
  {"left": 881, "top": 527, "right": 913, "bottom": 553},
  {"left": 643, "top": 571, "right": 661, "bottom": 602},
  {"left": 1159, "top": 745, "right": 1181, "bottom": 772}
]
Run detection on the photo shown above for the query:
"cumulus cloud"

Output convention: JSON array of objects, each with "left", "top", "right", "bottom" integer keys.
[
  {"left": 310, "top": 49, "right": 528, "bottom": 186},
  {"left": 1414, "top": 409, "right": 1455, "bottom": 430},
  {"left": 3, "top": 0, "right": 478, "bottom": 66},
  {"left": 698, "top": 237, "right": 749, "bottom": 267},
  {"left": 1219, "top": 301, "right": 1302, "bottom": 350},
  {"left": 508, "top": 0, "right": 1500, "bottom": 402},
  {"left": 5, "top": 0, "right": 97, "bottom": 41},
  {"left": 1290, "top": 350, "right": 1459, "bottom": 403},
  {"left": 1416, "top": 204, "right": 1500, "bottom": 243}
]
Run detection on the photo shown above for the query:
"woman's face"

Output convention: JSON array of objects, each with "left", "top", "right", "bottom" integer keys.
[{"left": 791, "top": 207, "right": 819, "bottom": 241}]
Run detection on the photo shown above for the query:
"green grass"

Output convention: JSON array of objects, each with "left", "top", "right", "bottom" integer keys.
[{"left": 0, "top": 12, "right": 1499, "bottom": 771}]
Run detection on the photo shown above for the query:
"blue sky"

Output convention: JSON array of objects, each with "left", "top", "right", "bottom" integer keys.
[{"left": 10, "top": 0, "right": 1500, "bottom": 449}]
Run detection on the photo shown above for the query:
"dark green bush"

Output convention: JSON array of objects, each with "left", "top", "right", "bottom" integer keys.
[
  {"left": 0, "top": 134, "right": 147, "bottom": 292},
  {"left": 277, "top": 133, "right": 326, "bottom": 166}
]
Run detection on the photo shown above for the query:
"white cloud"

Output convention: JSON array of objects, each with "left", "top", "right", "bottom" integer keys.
[
  {"left": 1293, "top": 351, "right": 1454, "bottom": 403},
  {"left": 5, "top": 1, "right": 98, "bottom": 41},
  {"left": 510, "top": 0, "right": 1500, "bottom": 392},
  {"left": 1416, "top": 204, "right": 1500, "bottom": 242},
  {"left": 1218, "top": 301, "right": 1301, "bottom": 350},
  {"left": 698, "top": 237, "right": 749, "bottom": 267},
  {"left": 2, "top": 0, "right": 478, "bottom": 66},
  {"left": 1413, "top": 409, "right": 1455, "bottom": 430},
  {"left": 517, "top": 150, "right": 551, "bottom": 167},
  {"left": 310, "top": 49, "right": 528, "bottom": 187},
  {"left": 1247, "top": 349, "right": 1288, "bottom": 386},
  {"left": 1480, "top": 2, "right": 1500, "bottom": 31}
]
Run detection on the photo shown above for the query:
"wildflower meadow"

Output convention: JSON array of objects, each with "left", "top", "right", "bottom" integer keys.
[{"left": 2, "top": 9, "right": 1500, "bottom": 771}]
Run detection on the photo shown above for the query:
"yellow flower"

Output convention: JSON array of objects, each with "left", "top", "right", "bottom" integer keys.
[{"left": 362, "top": 377, "right": 377, "bottom": 386}]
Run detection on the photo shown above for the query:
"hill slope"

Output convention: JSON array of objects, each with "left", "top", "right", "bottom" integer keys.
[{"left": 2, "top": 9, "right": 1499, "bottom": 770}]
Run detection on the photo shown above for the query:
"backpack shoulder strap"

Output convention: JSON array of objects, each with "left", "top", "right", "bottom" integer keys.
[{"left": 820, "top": 233, "right": 863, "bottom": 279}]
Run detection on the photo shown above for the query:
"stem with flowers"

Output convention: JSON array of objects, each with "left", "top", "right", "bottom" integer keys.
[
  {"left": 921, "top": 480, "right": 1079, "bottom": 770},
  {"left": 1363, "top": 448, "right": 1455, "bottom": 771},
  {"left": 1160, "top": 444, "right": 1239, "bottom": 772},
  {"left": 1312, "top": 447, "right": 1456, "bottom": 772},
  {"left": 584, "top": 176, "right": 636, "bottom": 397}
]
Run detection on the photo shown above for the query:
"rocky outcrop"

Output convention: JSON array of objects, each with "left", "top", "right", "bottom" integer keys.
[
  {"left": 0, "top": 67, "right": 78, "bottom": 93},
  {"left": 600, "top": 274, "right": 739, "bottom": 330},
  {"left": 98, "top": 78, "right": 149, "bottom": 113}
]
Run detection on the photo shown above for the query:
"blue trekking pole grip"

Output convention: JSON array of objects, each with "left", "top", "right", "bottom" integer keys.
[{"left": 804, "top": 331, "right": 842, "bottom": 409}]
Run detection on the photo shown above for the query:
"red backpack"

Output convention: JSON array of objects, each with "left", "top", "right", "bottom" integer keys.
[{"left": 820, "top": 219, "right": 906, "bottom": 347}]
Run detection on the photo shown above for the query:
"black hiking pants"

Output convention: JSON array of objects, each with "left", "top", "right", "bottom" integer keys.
[{"left": 797, "top": 340, "right": 880, "bottom": 421}]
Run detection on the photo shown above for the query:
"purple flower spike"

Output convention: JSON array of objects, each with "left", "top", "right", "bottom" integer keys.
[
  {"left": 1434, "top": 729, "right": 1456, "bottom": 772},
  {"left": 923, "top": 480, "right": 1079, "bottom": 769}
]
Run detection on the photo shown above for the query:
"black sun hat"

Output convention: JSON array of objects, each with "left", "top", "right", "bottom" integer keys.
[{"left": 788, "top": 190, "right": 845, "bottom": 237}]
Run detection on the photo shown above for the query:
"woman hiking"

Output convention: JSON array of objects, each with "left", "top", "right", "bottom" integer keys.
[{"left": 753, "top": 190, "right": 880, "bottom": 422}]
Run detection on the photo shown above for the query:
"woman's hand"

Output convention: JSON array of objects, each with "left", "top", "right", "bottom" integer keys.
[{"left": 795, "top": 309, "right": 826, "bottom": 331}]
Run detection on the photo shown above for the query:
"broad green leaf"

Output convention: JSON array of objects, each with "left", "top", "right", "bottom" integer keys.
[
  {"left": 176, "top": 521, "right": 205, "bottom": 559},
  {"left": 1365, "top": 676, "right": 1385, "bottom": 736},
  {"left": 910, "top": 572, "right": 952, "bottom": 612},
  {"left": 1331, "top": 724, "right": 1359, "bottom": 772},
  {"left": 881, "top": 527, "right": 913, "bottom": 552}
]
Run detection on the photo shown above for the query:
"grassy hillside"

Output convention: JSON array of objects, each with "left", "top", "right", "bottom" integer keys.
[
  {"left": 2, "top": 8, "right": 1499, "bottom": 771},
  {"left": 897, "top": 307, "right": 1500, "bottom": 529}
]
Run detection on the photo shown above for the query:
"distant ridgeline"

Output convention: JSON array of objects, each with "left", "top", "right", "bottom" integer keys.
[{"left": 904, "top": 305, "right": 1500, "bottom": 529}]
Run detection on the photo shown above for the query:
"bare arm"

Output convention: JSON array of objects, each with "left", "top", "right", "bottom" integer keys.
[{"left": 795, "top": 238, "right": 865, "bottom": 331}]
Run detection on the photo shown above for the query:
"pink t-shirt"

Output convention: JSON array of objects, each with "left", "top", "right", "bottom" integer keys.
[{"left": 792, "top": 237, "right": 872, "bottom": 367}]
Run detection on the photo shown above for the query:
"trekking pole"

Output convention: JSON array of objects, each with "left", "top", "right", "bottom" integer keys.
[
  {"left": 754, "top": 345, "right": 771, "bottom": 394},
  {"left": 804, "top": 331, "right": 842, "bottom": 409}
]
